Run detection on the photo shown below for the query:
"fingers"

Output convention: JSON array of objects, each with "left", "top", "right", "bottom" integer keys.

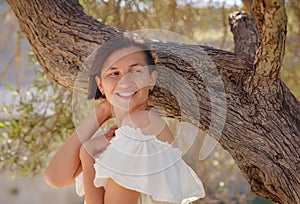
[
  {"left": 82, "top": 136, "right": 110, "bottom": 157},
  {"left": 104, "top": 127, "right": 117, "bottom": 141}
]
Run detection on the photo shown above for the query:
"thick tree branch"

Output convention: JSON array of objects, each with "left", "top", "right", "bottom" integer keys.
[
  {"left": 7, "top": 0, "right": 122, "bottom": 91},
  {"left": 246, "top": 0, "right": 287, "bottom": 93},
  {"left": 229, "top": 11, "right": 259, "bottom": 63},
  {"left": 7, "top": 0, "right": 300, "bottom": 203}
]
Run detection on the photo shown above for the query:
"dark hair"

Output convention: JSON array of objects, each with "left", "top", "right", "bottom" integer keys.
[{"left": 87, "top": 33, "right": 157, "bottom": 100}]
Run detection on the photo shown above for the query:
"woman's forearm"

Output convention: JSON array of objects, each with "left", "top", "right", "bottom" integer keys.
[
  {"left": 44, "top": 105, "right": 111, "bottom": 187},
  {"left": 80, "top": 143, "right": 105, "bottom": 204}
]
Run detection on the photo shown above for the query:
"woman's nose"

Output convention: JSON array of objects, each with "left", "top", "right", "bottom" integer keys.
[{"left": 117, "top": 73, "right": 133, "bottom": 87}]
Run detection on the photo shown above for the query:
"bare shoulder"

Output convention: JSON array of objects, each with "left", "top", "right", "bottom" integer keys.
[{"left": 121, "top": 110, "right": 174, "bottom": 144}]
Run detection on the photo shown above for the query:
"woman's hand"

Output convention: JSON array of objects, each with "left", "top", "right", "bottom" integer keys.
[
  {"left": 81, "top": 126, "right": 118, "bottom": 158},
  {"left": 104, "top": 125, "right": 118, "bottom": 141},
  {"left": 44, "top": 99, "right": 113, "bottom": 188}
]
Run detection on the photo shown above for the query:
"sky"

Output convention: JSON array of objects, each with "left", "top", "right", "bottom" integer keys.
[
  {"left": 220, "top": 0, "right": 243, "bottom": 7},
  {"left": 214, "top": 0, "right": 243, "bottom": 6},
  {"left": 193, "top": 0, "right": 243, "bottom": 8}
]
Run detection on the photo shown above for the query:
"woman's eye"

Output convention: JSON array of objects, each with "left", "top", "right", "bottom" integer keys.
[
  {"left": 109, "top": 72, "right": 119, "bottom": 76},
  {"left": 130, "top": 64, "right": 146, "bottom": 73},
  {"left": 131, "top": 70, "right": 141, "bottom": 73}
]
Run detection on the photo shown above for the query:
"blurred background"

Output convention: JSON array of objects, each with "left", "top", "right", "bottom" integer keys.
[{"left": 0, "top": 0, "right": 299, "bottom": 203}]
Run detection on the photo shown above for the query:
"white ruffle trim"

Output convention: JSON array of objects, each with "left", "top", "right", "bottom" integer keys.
[
  {"left": 94, "top": 126, "right": 184, "bottom": 175},
  {"left": 76, "top": 125, "right": 205, "bottom": 203}
]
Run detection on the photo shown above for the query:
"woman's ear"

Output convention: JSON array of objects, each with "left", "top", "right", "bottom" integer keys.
[
  {"left": 95, "top": 76, "right": 104, "bottom": 94},
  {"left": 149, "top": 70, "right": 158, "bottom": 90}
]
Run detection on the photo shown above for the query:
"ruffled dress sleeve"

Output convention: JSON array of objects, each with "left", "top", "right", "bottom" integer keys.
[{"left": 91, "top": 125, "right": 205, "bottom": 204}]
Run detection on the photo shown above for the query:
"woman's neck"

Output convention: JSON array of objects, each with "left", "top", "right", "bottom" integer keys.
[{"left": 113, "top": 103, "right": 150, "bottom": 127}]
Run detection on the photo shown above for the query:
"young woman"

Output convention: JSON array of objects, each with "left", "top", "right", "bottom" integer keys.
[{"left": 44, "top": 34, "right": 205, "bottom": 204}]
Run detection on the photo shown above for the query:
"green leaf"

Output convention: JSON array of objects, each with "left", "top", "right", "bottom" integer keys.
[{"left": 7, "top": 83, "right": 14, "bottom": 92}]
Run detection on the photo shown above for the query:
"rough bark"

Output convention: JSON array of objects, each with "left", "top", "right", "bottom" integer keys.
[
  {"left": 229, "top": 11, "right": 259, "bottom": 62},
  {"left": 7, "top": 0, "right": 300, "bottom": 203}
]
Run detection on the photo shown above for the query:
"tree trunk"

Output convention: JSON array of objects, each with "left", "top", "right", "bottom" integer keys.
[{"left": 7, "top": 0, "right": 300, "bottom": 203}]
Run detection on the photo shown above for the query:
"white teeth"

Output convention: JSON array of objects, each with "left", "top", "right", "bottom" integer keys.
[{"left": 118, "top": 92, "right": 135, "bottom": 97}]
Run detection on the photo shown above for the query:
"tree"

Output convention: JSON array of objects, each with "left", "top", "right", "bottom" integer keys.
[{"left": 6, "top": 0, "right": 300, "bottom": 203}]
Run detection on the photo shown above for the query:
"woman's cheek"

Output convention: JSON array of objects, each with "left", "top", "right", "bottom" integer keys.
[
  {"left": 106, "top": 77, "right": 117, "bottom": 84},
  {"left": 136, "top": 76, "right": 152, "bottom": 88},
  {"left": 103, "top": 78, "right": 118, "bottom": 90}
]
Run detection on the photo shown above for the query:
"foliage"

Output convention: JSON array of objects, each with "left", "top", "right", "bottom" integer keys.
[
  {"left": 79, "top": 0, "right": 239, "bottom": 41},
  {"left": 0, "top": 53, "right": 74, "bottom": 176},
  {"left": 1, "top": 0, "right": 298, "bottom": 203},
  {"left": 281, "top": 1, "right": 300, "bottom": 99},
  {"left": 79, "top": 0, "right": 300, "bottom": 99}
]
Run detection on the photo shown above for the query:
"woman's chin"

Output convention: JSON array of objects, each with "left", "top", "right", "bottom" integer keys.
[
  {"left": 113, "top": 102, "right": 148, "bottom": 114},
  {"left": 112, "top": 101, "right": 135, "bottom": 112}
]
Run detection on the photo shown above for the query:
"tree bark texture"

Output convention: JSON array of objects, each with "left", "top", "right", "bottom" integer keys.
[{"left": 7, "top": 0, "right": 300, "bottom": 203}]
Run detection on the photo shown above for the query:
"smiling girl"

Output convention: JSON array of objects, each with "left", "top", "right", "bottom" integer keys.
[{"left": 44, "top": 34, "right": 205, "bottom": 204}]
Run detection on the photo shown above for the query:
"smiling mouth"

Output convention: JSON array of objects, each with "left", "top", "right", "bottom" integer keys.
[{"left": 116, "top": 92, "right": 136, "bottom": 97}]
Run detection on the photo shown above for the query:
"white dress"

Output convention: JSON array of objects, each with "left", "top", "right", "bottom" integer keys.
[{"left": 75, "top": 125, "right": 205, "bottom": 204}]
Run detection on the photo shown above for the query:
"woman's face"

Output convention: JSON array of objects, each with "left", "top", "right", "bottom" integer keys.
[{"left": 96, "top": 46, "right": 158, "bottom": 113}]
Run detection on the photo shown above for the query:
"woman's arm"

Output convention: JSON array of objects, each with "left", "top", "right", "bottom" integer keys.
[
  {"left": 105, "top": 178, "right": 139, "bottom": 204},
  {"left": 43, "top": 100, "right": 112, "bottom": 187},
  {"left": 79, "top": 126, "right": 117, "bottom": 204}
]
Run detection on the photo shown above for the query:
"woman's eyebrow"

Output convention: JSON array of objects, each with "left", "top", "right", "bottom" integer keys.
[
  {"left": 101, "top": 67, "right": 118, "bottom": 77},
  {"left": 130, "top": 63, "right": 145, "bottom": 67},
  {"left": 104, "top": 67, "right": 118, "bottom": 72},
  {"left": 102, "top": 63, "right": 145, "bottom": 76}
]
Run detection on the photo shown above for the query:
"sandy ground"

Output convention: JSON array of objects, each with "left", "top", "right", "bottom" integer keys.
[{"left": 0, "top": 173, "right": 83, "bottom": 204}]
